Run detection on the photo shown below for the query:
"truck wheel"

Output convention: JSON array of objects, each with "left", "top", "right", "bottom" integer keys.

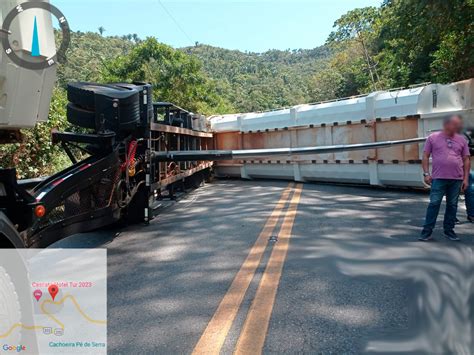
[
  {"left": 0, "top": 265, "right": 22, "bottom": 344},
  {"left": 67, "top": 82, "right": 105, "bottom": 111},
  {"left": 67, "top": 82, "right": 139, "bottom": 111},
  {"left": 123, "top": 184, "right": 148, "bottom": 224},
  {"left": 67, "top": 103, "right": 96, "bottom": 129}
]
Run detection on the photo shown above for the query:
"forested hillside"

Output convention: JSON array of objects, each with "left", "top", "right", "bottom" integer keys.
[
  {"left": 56, "top": 31, "right": 135, "bottom": 86},
  {"left": 2, "top": 0, "right": 472, "bottom": 178},
  {"left": 60, "top": 0, "right": 474, "bottom": 114},
  {"left": 182, "top": 45, "right": 332, "bottom": 112}
]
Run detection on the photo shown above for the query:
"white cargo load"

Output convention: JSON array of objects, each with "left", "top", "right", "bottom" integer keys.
[
  {"left": 211, "top": 81, "right": 474, "bottom": 132},
  {"left": 0, "top": 0, "right": 56, "bottom": 130},
  {"left": 210, "top": 79, "right": 474, "bottom": 187}
]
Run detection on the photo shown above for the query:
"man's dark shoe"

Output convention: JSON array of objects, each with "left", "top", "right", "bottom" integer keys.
[
  {"left": 444, "top": 230, "right": 460, "bottom": 241},
  {"left": 468, "top": 216, "right": 474, "bottom": 223},
  {"left": 419, "top": 231, "right": 434, "bottom": 242}
]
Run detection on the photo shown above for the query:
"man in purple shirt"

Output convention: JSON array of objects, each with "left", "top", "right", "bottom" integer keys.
[{"left": 419, "top": 115, "right": 471, "bottom": 241}]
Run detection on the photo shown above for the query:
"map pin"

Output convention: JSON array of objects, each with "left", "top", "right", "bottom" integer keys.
[
  {"left": 33, "top": 289, "right": 42, "bottom": 302},
  {"left": 48, "top": 284, "right": 59, "bottom": 301}
]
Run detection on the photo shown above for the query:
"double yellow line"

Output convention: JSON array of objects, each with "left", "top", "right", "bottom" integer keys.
[{"left": 193, "top": 182, "right": 303, "bottom": 355}]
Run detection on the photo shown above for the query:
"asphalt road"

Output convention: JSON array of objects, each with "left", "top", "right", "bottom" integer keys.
[{"left": 51, "top": 179, "right": 474, "bottom": 354}]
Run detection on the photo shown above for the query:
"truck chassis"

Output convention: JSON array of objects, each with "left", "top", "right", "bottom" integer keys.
[{"left": 0, "top": 89, "right": 213, "bottom": 248}]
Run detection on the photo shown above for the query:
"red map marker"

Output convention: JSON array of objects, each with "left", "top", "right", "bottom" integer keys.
[{"left": 48, "top": 284, "right": 59, "bottom": 301}]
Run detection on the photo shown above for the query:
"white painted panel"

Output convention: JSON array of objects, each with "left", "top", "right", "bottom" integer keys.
[
  {"left": 214, "top": 163, "right": 435, "bottom": 188},
  {"left": 296, "top": 98, "right": 367, "bottom": 125},
  {"left": 211, "top": 80, "right": 474, "bottom": 135},
  {"left": 374, "top": 87, "right": 423, "bottom": 118}
]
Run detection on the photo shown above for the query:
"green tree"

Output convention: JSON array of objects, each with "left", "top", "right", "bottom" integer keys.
[
  {"left": 184, "top": 44, "right": 331, "bottom": 112},
  {"left": 0, "top": 88, "right": 70, "bottom": 178},
  {"left": 376, "top": 0, "right": 473, "bottom": 85},
  {"left": 328, "top": 7, "right": 381, "bottom": 91},
  {"left": 308, "top": 69, "right": 344, "bottom": 102},
  {"left": 57, "top": 31, "right": 134, "bottom": 87},
  {"left": 101, "top": 38, "right": 233, "bottom": 114}
]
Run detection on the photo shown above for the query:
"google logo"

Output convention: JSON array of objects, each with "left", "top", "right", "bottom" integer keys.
[{"left": 2, "top": 344, "right": 27, "bottom": 352}]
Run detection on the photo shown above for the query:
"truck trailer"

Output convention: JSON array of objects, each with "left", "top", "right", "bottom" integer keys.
[{"left": 210, "top": 80, "right": 474, "bottom": 187}]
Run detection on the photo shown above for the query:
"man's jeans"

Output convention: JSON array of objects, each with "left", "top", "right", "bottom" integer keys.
[
  {"left": 422, "top": 179, "right": 462, "bottom": 233},
  {"left": 465, "top": 173, "right": 474, "bottom": 217}
]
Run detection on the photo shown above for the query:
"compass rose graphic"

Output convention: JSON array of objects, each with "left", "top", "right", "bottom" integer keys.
[{"left": 1, "top": 2, "right": 70, "bottom": 70}]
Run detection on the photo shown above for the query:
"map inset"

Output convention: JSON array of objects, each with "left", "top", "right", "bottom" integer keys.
[{"left": 0, "top": 249, "right": 107, "bottom": 354}]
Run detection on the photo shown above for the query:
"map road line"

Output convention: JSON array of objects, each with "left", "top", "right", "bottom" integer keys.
[
  {"left": 0, "top": 294, "right": 107, "bottom": 340},
  {"left": 0, "top": 324, "right": 43, "bottom": 339},
  {"left": 41, "top": 295, "right": 108, "bottom": 329}
]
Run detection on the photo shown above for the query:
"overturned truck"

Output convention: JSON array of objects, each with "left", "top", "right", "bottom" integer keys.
[{"left": 1, "top": 78, "right": 473, "bottom": 248}]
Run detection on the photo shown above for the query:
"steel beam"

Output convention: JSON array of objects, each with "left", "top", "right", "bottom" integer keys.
[{"left": 152, "top": 137, "right": 427, "bottom": 162}]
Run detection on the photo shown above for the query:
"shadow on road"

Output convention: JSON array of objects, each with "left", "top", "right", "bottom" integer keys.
[{"left": 293, "top": 183, "right": 474, "bottom": 353}]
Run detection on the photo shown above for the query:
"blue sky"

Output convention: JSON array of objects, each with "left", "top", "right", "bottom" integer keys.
[{"left": 52, "top": 0, "right": 381, "bottom": 52}]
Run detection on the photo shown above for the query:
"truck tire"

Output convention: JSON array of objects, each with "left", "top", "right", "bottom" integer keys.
[
  {"left": 123, "top": 183, "right": 148, "bottom": 224},
  {"left": 0, "top": 211, "right": 37, "bottom": 351},
  {"left": 67, "top": 82, "right": 140, "bottom": 111},
  {"left": 67, "top": 82, "right": 100, "bottom": 110},
  {"left": 67, "top": 103, "right": 96, "bottom": 129},
  {"left": 0, "top": 244, "right": 39, "bottom": 352},
  {"left": 67, "top": 82, "right": 121, "bottom": 111},
  {"left": 67, "top": 82, "right": 141, "bottom": 134},
  {"left": 0, "top": 265, "right": 22, "bottom": 344}
]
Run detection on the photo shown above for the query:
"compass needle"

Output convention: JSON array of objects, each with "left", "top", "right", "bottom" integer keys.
[{"left": 31, "top": 16, "right": 40, "bottom": 57}]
